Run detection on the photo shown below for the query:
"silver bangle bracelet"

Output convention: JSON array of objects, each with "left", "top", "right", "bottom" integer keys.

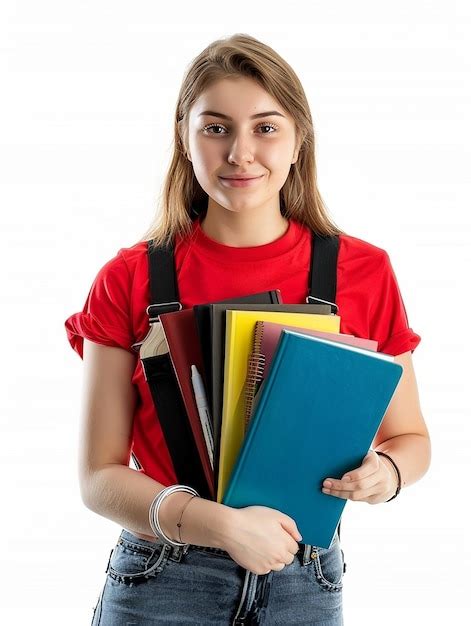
[{"left": 149, "top": 485, "right": 200, "bottom": 548}]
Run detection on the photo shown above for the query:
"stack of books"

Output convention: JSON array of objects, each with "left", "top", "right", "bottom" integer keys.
[{"left": 137, "top": 290, "right": 403, "bottom": 548}]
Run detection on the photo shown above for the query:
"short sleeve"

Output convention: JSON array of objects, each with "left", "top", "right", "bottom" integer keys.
[
  {"left": 369, "top": 251, "right": 421, "bottom": 356},
  {"left": 64, "top": 250, "right": 134, "bottom": 359}
]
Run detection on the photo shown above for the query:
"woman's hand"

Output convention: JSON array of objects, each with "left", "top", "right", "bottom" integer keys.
[
  {"left": 221, "top": 505, "right": 302, "bottom": 575},
  {"left": 322, "top": 449, "right": 398, "bottom": 504}
]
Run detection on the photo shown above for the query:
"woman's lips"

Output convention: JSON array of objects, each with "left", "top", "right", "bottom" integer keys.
[{"left": 219, "top": 174, "right": 264, "bottom": 188}]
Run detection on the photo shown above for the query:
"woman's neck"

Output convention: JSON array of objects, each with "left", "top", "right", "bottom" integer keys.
[{"left": 199, "top": 206, "right": 289, "bottom": 248}]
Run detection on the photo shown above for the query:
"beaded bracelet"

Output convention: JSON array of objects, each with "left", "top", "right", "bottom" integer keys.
[
  {"left": 375, "top": 450, "right": 402, "bottom": 501},
  {"left": 177, "top": 494, "right": 198, "bottom": 544}
]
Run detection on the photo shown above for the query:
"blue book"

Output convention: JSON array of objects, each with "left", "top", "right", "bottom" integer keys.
[{"left": 222, "top": 330, "right": 404, "bottom": 548}]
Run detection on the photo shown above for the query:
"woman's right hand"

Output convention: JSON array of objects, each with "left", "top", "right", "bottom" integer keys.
[{"left": 220, "top": 505, "right": 302, "bottom": 575}]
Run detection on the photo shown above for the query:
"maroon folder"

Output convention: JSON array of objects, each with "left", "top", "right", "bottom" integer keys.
[{"left": 159, "top": 309, "right": 215, "bottom": 499}]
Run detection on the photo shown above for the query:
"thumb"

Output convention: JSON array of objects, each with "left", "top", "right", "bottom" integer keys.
[{"left": 280, "top": 516, "right": 303, "bottom": 541}]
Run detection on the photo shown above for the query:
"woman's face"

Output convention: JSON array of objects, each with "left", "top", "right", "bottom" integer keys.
[{"left": 187, "top": 76, "right": 300, "bottom": 216}]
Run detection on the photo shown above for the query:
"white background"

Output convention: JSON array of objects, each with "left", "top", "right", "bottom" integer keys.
[{"left": 1, "top": 1, "right": 470, "bottom": 624}]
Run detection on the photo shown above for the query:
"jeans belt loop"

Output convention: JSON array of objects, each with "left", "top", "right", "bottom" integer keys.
[{"left": 302, "top": 543, "right": 313, "bottom": 566}]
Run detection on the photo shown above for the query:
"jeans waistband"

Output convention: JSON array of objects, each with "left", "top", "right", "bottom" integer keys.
[
  {"left": 168, "top": 541, "right": 320, "bottom": 567},
  {"left": 119, "top": 528, "right": 336, "bottom": 565}
]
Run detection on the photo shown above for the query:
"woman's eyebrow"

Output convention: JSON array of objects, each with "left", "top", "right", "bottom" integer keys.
[{"left": 198, "top": 110, "right": 286, "bottom": 120}]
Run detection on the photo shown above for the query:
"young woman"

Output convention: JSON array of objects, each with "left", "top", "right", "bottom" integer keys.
[{"left": 65, "top": 33, "right": 431, "bottom": 625}]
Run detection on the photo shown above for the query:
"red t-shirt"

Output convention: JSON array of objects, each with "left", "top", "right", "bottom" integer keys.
[{"left": 65, "top": 217, "right": 421, "bottom": 485}]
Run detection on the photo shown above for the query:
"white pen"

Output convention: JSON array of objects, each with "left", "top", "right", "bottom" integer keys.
[{"left": 190, "top": 364, "right": 214, "bottom": 469}]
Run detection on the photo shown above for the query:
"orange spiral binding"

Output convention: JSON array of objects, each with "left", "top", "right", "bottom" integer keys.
[{"left": 243, "top": 321, "right": 267, "bottom": 431}]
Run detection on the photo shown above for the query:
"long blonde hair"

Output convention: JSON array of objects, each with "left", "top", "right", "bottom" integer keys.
[{"left": 140, "top": 33, "right": 344, "bottom": 250}]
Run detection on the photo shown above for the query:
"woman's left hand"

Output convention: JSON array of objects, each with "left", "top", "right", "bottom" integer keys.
[{"left": 322, "top": 449, "right": 398, "bottom": 504}]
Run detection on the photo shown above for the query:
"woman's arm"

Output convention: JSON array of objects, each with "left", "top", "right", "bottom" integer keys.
[
  {"left": 79, "top": 339, "right": 235, "bottom": 547},
  {"left": 78, "top": 339, "right": 303, "bottom": 576},
  {"left": 372, "top": 350, "right": 431, "bottom": 488},
  {"left": 322, "top": 350, "right": 431, "bottom": 502}
]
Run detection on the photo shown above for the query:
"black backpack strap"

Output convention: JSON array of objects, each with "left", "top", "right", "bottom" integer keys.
[
  {"left": 307, "top": 233, "right": 340, "bottom": 315},
  {"left": 147, "top": 240, "right": 182, "bottom": 319},
  {"left": 308, "top": 232, "right": 343, "bottom": 544},
  {"left": 137, "top": 239, "right": 212, "bottom": 499}
]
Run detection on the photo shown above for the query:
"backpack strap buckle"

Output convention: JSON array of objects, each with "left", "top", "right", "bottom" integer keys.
[
  {"left": 306, "top": 295, "right": 339, "bottom": 315},
  {"left": 146, "top": 301, "right": 182, "bottom": 322},
  {"left": 131, "top": 301, "right": 182, "bottom": 352}
]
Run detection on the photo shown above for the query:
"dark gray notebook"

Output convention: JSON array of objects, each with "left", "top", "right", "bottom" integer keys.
[{"left": 193, "top": 291, "right": 282, "bottom": 409}]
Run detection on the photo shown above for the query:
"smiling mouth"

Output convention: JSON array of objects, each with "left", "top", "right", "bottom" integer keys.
[
  {"left": 218, "top": 175, "right": 265, "bottom": 188},
  {"left": 220, "top": 176, "right": 263, "bottom": 180}
]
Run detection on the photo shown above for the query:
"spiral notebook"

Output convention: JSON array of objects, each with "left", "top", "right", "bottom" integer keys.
[{"left": 244, "top": 321, "right": 379, "bottom": 427}]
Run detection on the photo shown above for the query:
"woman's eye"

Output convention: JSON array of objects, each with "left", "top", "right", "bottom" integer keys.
[
  {"left": 203, "top": 124, "right": 226, "bottom": 135},
  {"left": 258, "top": 124, "right": 278, "bottom": 134},
  {"left": 202, "top": 123, "right": 278, "bottom": 135}
]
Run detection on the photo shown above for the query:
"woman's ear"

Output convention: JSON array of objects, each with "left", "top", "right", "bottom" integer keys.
[
  {"left": 291, "top": 149, "right": 300, "bottom": 165},
  {"left": 183, "top": 147, "right": 192, "bottom": 162},
  {"left": 291, "top": 136, "right": 302, "bottom": 164},
  {"left": 180, "top": 127, "right": 192, "bottom": 162}
]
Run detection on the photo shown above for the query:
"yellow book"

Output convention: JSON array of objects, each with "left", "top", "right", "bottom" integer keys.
[{"left": 217, "top": 310, "right": 341, "bottom": 502}]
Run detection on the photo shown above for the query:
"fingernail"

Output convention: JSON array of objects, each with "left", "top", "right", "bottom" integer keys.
[{"left": 323, "top": 481, "right": 332, "bottom": 488}]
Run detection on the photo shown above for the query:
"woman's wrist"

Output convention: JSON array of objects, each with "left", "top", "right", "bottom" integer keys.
[
  {"left": 158, "top": 491, "right": 237, "bottom": 549},
  {"left": 158, "top": 491, "right": 195, "bottom": 542},
  {"left": 381, "top": 459, "right": 398, "bottom": 497},
  {"left": 376, "top": 452, "right": 401, "bottom": 500}
]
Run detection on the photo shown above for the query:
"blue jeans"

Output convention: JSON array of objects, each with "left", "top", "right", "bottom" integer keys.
[{"left": 91, "top": 528, "right": 345, "bottom": 625}]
